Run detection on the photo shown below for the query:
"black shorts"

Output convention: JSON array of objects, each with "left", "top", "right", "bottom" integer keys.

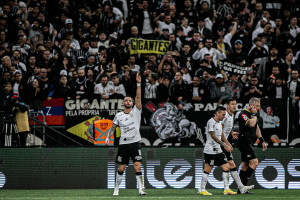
[
  {"left": 204, "top": 153, "right": 228, "bottom": 166},
  {"left": 237, "top": 141, "right": 257, "bottom": 162},
  {"left": 116, "top": 142, "right": 142, "bottom": 165},
  {"left": 221, "top": 146, "right": 233, "bottom": 161}
]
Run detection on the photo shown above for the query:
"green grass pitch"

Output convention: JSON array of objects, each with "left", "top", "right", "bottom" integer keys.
[{"left": 0, "top": 189, "right": 299, "bottom": 200}]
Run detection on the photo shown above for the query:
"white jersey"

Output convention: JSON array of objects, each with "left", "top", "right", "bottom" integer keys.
[
  {"left": 222, "top": 110, "right": 234, "bottom": 139},
  {"left": 113, "top": 105, "right": 142, "bottom": 145},
  {"left": 204, "top": 118, "right": 223, "bottom": 154}
]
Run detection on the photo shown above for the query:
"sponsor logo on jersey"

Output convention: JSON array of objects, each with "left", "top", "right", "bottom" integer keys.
[
  {"left": 242, "top": 114, "right": 249, "bottom": 121},
  {"left": 135, "top": 156, "right": 142, "bottom": 160}
]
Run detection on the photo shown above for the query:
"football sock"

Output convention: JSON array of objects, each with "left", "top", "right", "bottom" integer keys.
[
  {"left": 200, "top": 171, "right": 210, "bottom": 191},
  {"left": 136, "top": 172, "right": 143, "bottom": 191},
  {"left": 223, "top": 170, "right": 230, "bottom": 191},
  {"left": 245, "top": 167, "right": 255, "bottom": 184},
  {"left": 230, "top": 168, "right": 243, "bottom": 188},
  {"left": 239, "top": 170, "right": 247, "bottom": 186},
  {"left": 116, "top": 170, "right": 124, "bottom": 187}
]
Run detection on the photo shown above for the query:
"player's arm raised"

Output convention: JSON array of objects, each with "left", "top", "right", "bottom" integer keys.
[
  {"left": 105, "top": 123, "right": 117, "bottom": 146},
  {"left": 210, "top": 131, "right": 231, "bottom": 152},
  {"left": 135, "top": 72, "right": 142, "bottom": 110}
]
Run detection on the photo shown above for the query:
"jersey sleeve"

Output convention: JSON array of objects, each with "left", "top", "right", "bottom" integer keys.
[
  {"left": 134, "top": 105, "right": 142, "bottom": 112},
  {"left": 239, "top": 112, "right": 250, "bottom": 126},
  {"left": 112, "top": 114, "right": 119, "bottom": 126},
  {"left": 221, "top": 117, "right": 227, "bottom": 125},
  {"left": 207, "top": 120, "right": 215, "bottom": 133}
]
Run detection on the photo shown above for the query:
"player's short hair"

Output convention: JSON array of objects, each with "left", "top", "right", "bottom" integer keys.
[
  {"left": 124, "top": 95, "right": 134, "bottom": 103},
  {"left": 249, "top": 97, "right": 260, "bottom": 105},
  {"left": 226, "top": 98, "right": 236, "bottom": 105},
  {"left": 215, "top": 106, "right": 226, "bottom": 113}
]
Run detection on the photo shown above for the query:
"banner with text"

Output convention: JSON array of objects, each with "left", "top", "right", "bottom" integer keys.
[
  {"left": 65, "top": 98, "right": 288, "bottom": 146},
  {"left": 130, "top": 38, "right": 169, "bottom": 55},
  {"left": 1, "top": 148, "right": 299, "bottom": 189},
  {"left": 219, "top": 60, "right": 249, "bottom": 75},
  {"left": 65, "top": 99, "right": 123, "bottom": 143}
]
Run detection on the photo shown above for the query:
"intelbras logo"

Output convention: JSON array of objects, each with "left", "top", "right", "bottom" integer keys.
[
  {"left": 107, "top": 158, "right": 300, "bottom": 189},
  {"left": 0, "top": 172, "right": 5, "bottom": 188}
]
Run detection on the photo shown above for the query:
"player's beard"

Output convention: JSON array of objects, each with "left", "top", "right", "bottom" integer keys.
[{"left": 124, "top": 104, "right": 132, "bottom": 109}]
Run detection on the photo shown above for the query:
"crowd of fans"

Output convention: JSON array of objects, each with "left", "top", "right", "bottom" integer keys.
[{"left": 0, "top": 0, "right": 299, "bottom": 130}]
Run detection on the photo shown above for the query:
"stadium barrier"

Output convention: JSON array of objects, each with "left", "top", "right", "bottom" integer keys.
[{"left": 0, "top": 147, "right": 299, "bottom": 189}]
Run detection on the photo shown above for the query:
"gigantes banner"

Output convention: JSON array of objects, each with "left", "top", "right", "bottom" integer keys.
[
  {"left": 64, "top": 98, "right": 288, "bottom": 146},
  {"left": 0, "top": 147, "right": 299, "bottom": 189},
  {"left": 64, "top": 99, "right": 123, "bottom": 143},
  {"left": 130, "top": 38, "right": 169, "bottom": 55}
]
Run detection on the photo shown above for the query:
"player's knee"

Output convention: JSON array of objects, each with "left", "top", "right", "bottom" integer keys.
[
  {"left": 134, "top": 162, "right": 141, "bottom": 171},
  {"left": 250, "top": 159, "right": 258, "bottom": 169},
  {"left": 229, "top": 161, "right": 236, "bottom": 169},
  {"left": 204, "top": 164, "right": 213, "bottom": 173},
  {"left": 119, "top": 165, "right": 126, "bottom": 172},
  {"left": 241, "top": 162, "right": 249, "bottom": 170},
  {"left": 222, "top": 164, "right": 230, "bottom": 171}
]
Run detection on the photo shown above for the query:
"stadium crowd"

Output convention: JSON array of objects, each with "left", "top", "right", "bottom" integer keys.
[{"left": 0, "top": 0, "right": 299, "bottom": 131}]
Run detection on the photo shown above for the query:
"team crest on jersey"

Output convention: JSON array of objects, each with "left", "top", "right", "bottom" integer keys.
[
  {"left": 100, "top": 123, "right": 108, "bottom": 130},
  {"left": 150, "top": 102, "right": 197, "bottom": 141}
]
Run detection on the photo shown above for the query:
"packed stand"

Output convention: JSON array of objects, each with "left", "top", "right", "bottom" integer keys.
[{"left": 0, "top": 0, "right": 299, "bottom": 130}]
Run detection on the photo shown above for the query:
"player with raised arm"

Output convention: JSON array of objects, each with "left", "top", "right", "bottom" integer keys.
[
  {"left": 199, "top": 106, "right": 237, "bottom": 195},
  {"left": 237, "top": 97, "right": 267, "bottom": 194},
  {"left": 221, "top": 98, "right": 254, "bottom": 194},
  {"left": 105, "top": 73, "right": 146, "bottom": 196}
]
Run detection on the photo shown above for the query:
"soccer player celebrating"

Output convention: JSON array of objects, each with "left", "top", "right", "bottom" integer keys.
[
  {"left": 199, "top": 106, "right": 238, "bottom": 195},
  {"left": 105, "top": 73, "right": 146, "bottom": 196},
  {"left": 222, "top": 98, "right": 255, "bottom": 194},
  {"left": 237, "top": 97, "right": 267, "bottom": 194}
]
